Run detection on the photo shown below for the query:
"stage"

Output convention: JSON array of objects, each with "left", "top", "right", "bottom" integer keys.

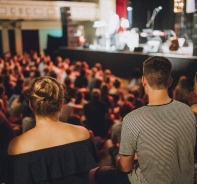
[{"left": 57, "top": 46, "right": 197, "bottom": 88}]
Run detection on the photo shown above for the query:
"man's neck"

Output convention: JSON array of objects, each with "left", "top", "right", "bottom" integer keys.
[{"left": 147, "top": 89, "right": 171, "bottom": 106}]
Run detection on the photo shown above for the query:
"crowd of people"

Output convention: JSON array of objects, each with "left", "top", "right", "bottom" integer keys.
[{"left": 0, "top": 50, "right": 197, "bottom": 183}]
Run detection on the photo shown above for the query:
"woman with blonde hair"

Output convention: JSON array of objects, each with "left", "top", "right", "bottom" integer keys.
[
  {"left": 7, "top": 76, "right": 99, "bottom": 184},
  {"left": 173, "top": 75, "right": 193, "bottom": 105},
  {"left": 187, "top": 72, "right": 197, "bottom": 117}
]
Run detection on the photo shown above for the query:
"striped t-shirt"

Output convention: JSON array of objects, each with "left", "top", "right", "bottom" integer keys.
[{"left": 120, "top": 100, "right": 197, "bottom": 184}]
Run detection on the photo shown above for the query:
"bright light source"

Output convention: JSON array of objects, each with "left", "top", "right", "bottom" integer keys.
[
  {"left": 127, "top": 7, "right": 133, "bottom": 11},
  {"left": 120, "top": 18, "right": 129, "bottom": 29},
  {"left": 174, "top": 0, "right": 184, "bottom": 13},
  {"left": 93, "top": 21, "right": 107, "bottom": 28}
]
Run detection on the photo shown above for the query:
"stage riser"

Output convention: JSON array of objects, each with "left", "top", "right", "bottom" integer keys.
[{"left": 57, "top": 47, "right": 197, "bottom": 89}]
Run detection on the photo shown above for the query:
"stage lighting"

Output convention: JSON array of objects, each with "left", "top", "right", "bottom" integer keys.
[{"left": 174, "top": 0, "right": 184, "bottom": 13}]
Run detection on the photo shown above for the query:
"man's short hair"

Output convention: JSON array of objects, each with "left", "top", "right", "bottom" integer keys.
[{"left": 143, "top": 56, "right": 172, "bottom": 89}]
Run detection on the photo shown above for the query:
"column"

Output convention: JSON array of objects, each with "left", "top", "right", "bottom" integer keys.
[
  {"left": 15, "top": 21, "right": 23, "bottom": 55},
  {"left": 1, "top": 22, "right": 10, "bottom": 54}
]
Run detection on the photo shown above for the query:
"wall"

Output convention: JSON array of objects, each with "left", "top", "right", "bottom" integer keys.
[{"left": 39, "top": 29, "right": 62, "bottom": 52}]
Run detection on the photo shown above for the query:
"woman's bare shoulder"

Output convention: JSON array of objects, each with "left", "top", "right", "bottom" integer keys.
[
  {"left": 8, "top": 129, "right": 35, "bottom": 155},
  {"left": 62, "top": 123, "right": 90, "bottom": 140}
]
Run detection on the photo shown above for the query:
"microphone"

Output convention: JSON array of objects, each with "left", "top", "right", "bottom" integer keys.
[{"left": 157, "top": 6, "right": 162, "bottom": 10}]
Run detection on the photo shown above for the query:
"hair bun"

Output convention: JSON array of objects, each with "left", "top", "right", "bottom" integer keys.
[
  {"left": 32, "top": 78, "right": 59, "bottom": 103},
  {"left": 28, "top": 76, "right": 64, "bottom": 116}
]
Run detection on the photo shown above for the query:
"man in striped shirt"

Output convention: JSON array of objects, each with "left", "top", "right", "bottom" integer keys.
[{"left": 117, "top": 56, "right": 197, "bottom": 184}]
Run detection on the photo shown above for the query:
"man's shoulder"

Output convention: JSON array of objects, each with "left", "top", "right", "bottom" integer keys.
[
  {"left": 124, "top": 106, "right": 146, "bottom": 118},
  {"left": 123, "top": 106, "right": 147, "bottom": 127},
  {"left": 172, "top": 100, "right": 195, "bottom": 114}
]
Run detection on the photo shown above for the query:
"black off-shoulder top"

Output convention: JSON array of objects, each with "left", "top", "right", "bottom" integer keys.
[{"left": 6, "top": 139, "right": 100, "bottom": 184}]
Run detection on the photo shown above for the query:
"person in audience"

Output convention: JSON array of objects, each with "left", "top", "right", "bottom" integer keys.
[
  {"left": 173, "top": 75, "right": 193, "bottom": 105},
  {"left": 109, "top": 78, "right": 125, "bottom": 107},
  {"left": 89, "top": 165, "right": 130, "bottom": 184},
  {"left": 88, "top": 67, "right": 102, "bottom": 92},
  {"left": 128, "top": 89, "right": 145, "bottom": 109},
  {"left": 108, "top": 101, "right": 134, "bottom": 166},
  {"left": 187, "top": 71, "right": 197, "bottom": 164},
  {"left": 7, "top": 76, "right": 99, "bottom": 183},
  {"left": 94, "top": 63, "right": 104, "bottom": 81},
  {"left": 74, "top": 68, "right": 88, "bottom": 89},
  {"left": 100, "top": 84, "right": 115, "bottom": 114},
  {"left": 74, "top": 90, "right": 88, "bottom": 106},
  {"left": 128, "top": 67, "right": 142, "bottom": 90},
  {"left": 59, "top": 96, "right": 75, "bottom": 123},
  {"left": 0, "top": 111, "right": 15, "bottom": 184},
  {"left": 22, "top": 115, "right": 36, "bottom": 133},
  {"left": 187, "top": 71, "right": 197, "bottom": 118},
  {"left": 69, "top": 90, "right": 86, "bottom": 118},
  {"left": 84, "top": 88, "right": 113, "bottom": 138},
  {"left": 116, "top": 56, "right": 196, "bottom": 184},
  {"left": 64, "top": 77, "right": 77, "bottom": 99},
  {"left": 67, "top": 114, "right": 82, "bottom": 126},
  {"left": 0, "top": 85, "right": 8, "bottom": 114},
  {"left": 3, "top": 75, "right": 15, "bottom": 100}
]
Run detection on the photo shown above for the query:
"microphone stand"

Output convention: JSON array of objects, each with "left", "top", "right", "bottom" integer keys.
[{"left": 146, "top": 7, "right": 162, "bottom": 30}]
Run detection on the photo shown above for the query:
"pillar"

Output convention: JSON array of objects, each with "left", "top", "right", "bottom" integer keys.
[
  {"left": 14, "top": 21, "right": 23, "bottom": 55},
  {"left": 1, "top": 22, "right": 10, "bottom": 54}
]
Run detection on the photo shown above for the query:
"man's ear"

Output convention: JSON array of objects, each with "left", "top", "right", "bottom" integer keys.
[
  {"left": 142, "top": 76, "right": 147, "bottom": 87},
  {"left": 167, "top": 77, "right": 173, "bottom": 88}
]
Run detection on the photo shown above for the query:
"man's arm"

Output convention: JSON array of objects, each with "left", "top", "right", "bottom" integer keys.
[{"left": 116, "top": 154, "right": 135, "bottom": 173}]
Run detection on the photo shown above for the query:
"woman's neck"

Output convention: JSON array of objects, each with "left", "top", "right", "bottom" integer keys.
[{"left": 35, "top": 114, "right": 59, "bottom": 128}]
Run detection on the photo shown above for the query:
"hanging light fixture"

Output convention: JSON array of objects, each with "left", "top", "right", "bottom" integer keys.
[{"left": 174, "top": 0, "right": 184, "bottom": 13}]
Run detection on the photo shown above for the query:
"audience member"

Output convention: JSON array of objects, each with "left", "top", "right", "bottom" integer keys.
[
  {"left": 116, "top": 56, "right": 196, "bottom": 184},
  {"left": 128, "top": 89, "right": 145, "bottom": 108},
  {"left": 100, "top": 84, "right": 115, "bottom": 114},
  {"left": 74, "top": 90, "right": 88, "bottom": 106},
  {"left": 94, "top": 63, "right": 104, "bottom": 80},
  {"left": 59, "top": 97, "right": 75, "bottom": 123},
  {"left": 187, "top": 72, "right": 197, "bottom": 164},
  {"left": 74, "top": 68, "right": 88, "bottom": 88},
  {"left": 7, "top": 76, "right": 99, "bottom": 183},
  {"left": 109, "top": 78, "right": 125, "bottom": 106},
  {"left": 22, "top": 116, "right": 36, "bottom": 133},
  {"left": 0, "top": 85, "right": 8, "bottom": 114},
  {"left": 88, "top": 67, "right": 102, "bottom": 92},
  {"left": 187, "top": 71, "right": 197, "bottom": 117},
  {"left": 0, "top": 111, "right": 15, "bottom": 184},
  {"left": 128, "top": 67, "right": 142, "bottom": 89},
  {"left": 67, "top": 114, "right": 82, "bottom": 126},
  {"left": 173, "top": 75, "right": 193, "bottom": 105},
  {"left": 109, "top": 101, "right": 134, "bottom": 166},
  {"left": 84, "top": 88, "right": 113, "bottom": 138}
]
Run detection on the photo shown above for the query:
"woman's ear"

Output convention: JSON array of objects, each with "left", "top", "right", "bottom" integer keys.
[{"left": 29, "top": 101, "right": 33, "bottom": 111}]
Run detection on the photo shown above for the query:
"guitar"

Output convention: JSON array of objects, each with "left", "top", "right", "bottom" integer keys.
[{"left": 169, "top": 37, "right": 179, "bottom": 51}]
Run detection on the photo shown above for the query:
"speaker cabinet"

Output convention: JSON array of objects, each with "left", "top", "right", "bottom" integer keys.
[
  {"left": 196, "top": 0, "right": 197, "bottom": 10},
  {"left": 193, "top": 36, "right": 197, "bottom": 56},
  {"left": 193, "top": 14, "right": 197, "bottom": 33},
  {"left": 193, "top": 13, "right": 197, "bottom": 56},
  {"left": 60, "top": 7, "right": 78, "bottom": 47}
]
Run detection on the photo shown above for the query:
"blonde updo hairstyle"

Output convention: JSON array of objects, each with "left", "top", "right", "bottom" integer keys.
[{"left": 27, "top": 76, "right": 64, "bottom": 116}]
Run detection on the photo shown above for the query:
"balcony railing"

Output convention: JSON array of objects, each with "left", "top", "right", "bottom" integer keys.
[{"left": 0, "top": 1, "right": 98, "bottom": 21}]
